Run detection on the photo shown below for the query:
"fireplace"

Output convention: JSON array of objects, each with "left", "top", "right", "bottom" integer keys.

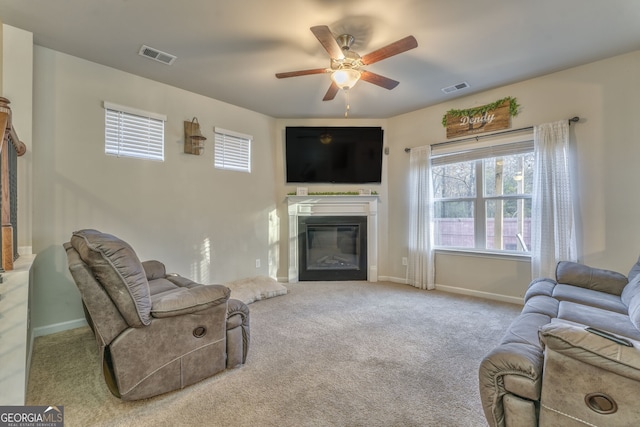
[
  {"left": 298, "top": 216, "right": 367, "bottom": 281},
  {"left": 288, "top": 195, "right": 378, "bottom": 282}
]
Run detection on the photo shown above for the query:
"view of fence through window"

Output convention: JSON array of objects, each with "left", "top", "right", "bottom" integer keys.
[{"left": 432, "top": 150, "right": 533, "bottom": 252}]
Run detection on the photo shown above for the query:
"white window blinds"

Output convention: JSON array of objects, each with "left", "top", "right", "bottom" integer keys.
[
  {"left": 104, "top": 102, "right": 166, "bottom": 161},
  {"left": 214, "top": 127, "right": 252, "bottom": 173},
  {"left": 431, "top": 140, "right": 534, "bottom": 166}
]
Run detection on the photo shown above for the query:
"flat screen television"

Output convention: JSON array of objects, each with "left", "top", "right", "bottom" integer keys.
[{"left": 285, "top": 126, "right": 384, "bottom": 184}]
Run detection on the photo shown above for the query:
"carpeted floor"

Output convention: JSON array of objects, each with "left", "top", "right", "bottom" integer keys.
[{"left": 27, "top": 281, "right": 521, "bottom": 427}]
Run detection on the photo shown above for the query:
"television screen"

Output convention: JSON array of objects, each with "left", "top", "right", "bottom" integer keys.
[{"left": 285, "top": 126, "right": 383, "bottom": 184}]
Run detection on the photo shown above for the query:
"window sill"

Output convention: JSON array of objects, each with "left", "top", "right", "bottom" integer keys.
[{"left": 434, "top": 247, "right": 531, "bottom": 262}]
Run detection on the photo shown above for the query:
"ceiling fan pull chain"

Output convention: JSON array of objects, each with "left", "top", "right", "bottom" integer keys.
[{"left": 345, "top": 89, "right": 350, "bottom": 118}]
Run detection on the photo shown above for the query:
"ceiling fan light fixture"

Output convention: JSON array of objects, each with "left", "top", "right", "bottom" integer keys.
[{"left": 331, "top": 68, "right": 361, "bottom": 90}]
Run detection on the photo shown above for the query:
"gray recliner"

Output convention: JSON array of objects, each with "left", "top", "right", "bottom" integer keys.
[{"left": 64, "top": 229, "right": 250, "bottom": 400}]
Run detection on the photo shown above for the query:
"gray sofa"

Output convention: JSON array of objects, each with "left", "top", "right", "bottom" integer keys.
[
  {"left": 64, "top": 229, "right": 250, "bottom": 400},
  {"left": 479, "top": 258, "right": 640, "bottom": 426}
]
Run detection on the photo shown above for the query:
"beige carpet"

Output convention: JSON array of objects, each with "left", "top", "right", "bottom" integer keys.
[{"left": 27, "top": 281, "right": 521, "bottom": 427}]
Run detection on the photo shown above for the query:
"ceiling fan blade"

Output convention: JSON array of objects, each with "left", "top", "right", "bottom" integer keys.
[
  {"left": 361, "top": 35, "right": 418, "bottom": 65},
  {"left": 310, "top": 25, "right": 345, "bottom": 60},
  {"left": 276, "top": 68, "right": 328, "bottom": 79},
  {"left": 360, "top": 71, "right": 400, "bottom": 90},
  {"left": 323, "top": 82, "right": 340, "bottom": 101}
]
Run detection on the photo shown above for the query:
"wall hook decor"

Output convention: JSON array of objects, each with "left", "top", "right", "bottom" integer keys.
[{"left": 184, "top": 117, "right": 206, "bottom": 155}]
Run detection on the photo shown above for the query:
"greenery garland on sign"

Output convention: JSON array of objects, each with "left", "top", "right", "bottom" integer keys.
[{"left": 441, "top": 96, "right": 520, "bottom": 127}]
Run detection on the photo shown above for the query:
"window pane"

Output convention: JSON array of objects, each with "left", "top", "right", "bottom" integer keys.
[
  {"left": 484, "top": 152, "right": 533, "bottom": 196},
  {"left": 434, "top": 201, "right": 475, "bottom": 248},
  {"left": 432, "top": 161, "right": 476, "bottom": 198},
  {"left": 485, "top": 199, "right": 531, "bottom": 251}
]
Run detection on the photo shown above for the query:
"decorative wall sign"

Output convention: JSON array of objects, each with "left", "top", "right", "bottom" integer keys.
[{"left": 442, "top": 97, "right": 519, "bottom": 139}]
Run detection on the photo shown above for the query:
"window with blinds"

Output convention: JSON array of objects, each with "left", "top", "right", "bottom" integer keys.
[
  {"left": 104, "top": 102, "right": 166, "bottom": 161},
  {"left": 214, "top": 127, "right": 252, "bottom": 173}
]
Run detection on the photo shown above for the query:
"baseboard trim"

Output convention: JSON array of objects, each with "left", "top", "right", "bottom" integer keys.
[
  {"left": 272, "top": 275, "right": 523, "bottom": 305},
  {"left": 377, "top": 276, "right": 407, "bottom": 284},
  {"left": 434, "top": 284, "right": 524, "bottom": 305},
  {"left": 33, "top": 318, "right": 88, "bottom": 338}
]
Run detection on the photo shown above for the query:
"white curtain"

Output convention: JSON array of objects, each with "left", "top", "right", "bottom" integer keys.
[
  {"left": 531, "top": 120, "right": 577, "bottom": 279},
  {"left": 407, "top": 145, "right": 435, "bottom": 290}
]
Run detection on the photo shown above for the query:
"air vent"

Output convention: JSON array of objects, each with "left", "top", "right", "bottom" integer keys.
[
  {"left": 138, "top": 45, "right": 177, "bottom": 65},
  {"left": 441, "top": 81, "right": 470, "bottom": 94}
]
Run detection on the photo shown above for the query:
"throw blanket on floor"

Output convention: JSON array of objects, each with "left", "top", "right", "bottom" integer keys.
[{"left": 223, "top": 276, "right": 288, "bottom": 304}]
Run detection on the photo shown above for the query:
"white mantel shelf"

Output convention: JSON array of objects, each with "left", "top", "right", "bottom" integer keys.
[{"left": 287, "top": 195, "right": 379, "bottom": 283}]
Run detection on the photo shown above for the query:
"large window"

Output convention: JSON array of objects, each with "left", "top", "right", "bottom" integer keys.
[
  {"left": 432, "top": 140, "right": 533, "bottom": 253},
  {"left": 104, "top": 102, "right": 165, "bottom": 161}
]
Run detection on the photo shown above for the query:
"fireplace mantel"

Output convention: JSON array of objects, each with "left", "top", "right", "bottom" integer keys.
[{"left": 288, "top": 196, "right": 378, "bottom": 283}]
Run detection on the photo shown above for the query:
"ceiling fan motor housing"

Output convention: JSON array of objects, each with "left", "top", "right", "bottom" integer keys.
[{"left": 336, "top": 34, "right": 355, "bottom": 51}]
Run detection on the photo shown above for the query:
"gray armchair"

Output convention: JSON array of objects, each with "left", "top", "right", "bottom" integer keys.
[{"left": 64, "top": 229, "right": 249, "bottom": 400}]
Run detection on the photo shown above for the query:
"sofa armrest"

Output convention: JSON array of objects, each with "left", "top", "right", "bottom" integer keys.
[
  {"left": 226, "top": 298, "right": 250, "bottom": 368},
  {"left": 151, "top": 284, "right": 230, "bottom": 318},
  {"left": 479, "top": 343, "right": 543, "bottom": 427},
  {"left": 539, "top": 322, "right": 640, "bottom": 380},
  {"left": 556, "top": 261, "right": 628, "bottom": 296}
]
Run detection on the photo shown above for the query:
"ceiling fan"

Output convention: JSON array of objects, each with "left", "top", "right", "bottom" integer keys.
[{"left": 276, "top": 25, "right": 418, "bottom": 102}]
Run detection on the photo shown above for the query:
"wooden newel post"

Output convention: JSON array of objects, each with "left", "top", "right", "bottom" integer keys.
[{"left": 0, "top": 97, "right": 26, "bottom": 271}]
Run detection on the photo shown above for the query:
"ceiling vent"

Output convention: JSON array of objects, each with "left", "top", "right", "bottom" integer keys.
[
  {"left": 138, "top": 45, "right": 177, "bottom": 65},
  {"left": 441, "top": 81, "right": 470, "bottom": 94}
]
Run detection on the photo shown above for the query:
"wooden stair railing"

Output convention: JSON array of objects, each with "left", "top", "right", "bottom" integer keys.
[{"left": 0, "top": 97, "right": 27, "bottom": 271}]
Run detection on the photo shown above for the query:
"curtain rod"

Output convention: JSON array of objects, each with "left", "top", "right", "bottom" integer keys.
[{"left": 404, "top": 116, "right": 580, "bottom": 152}]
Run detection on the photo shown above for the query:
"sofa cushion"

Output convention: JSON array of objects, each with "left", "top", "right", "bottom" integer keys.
[
  {"left": 621, "top": 273, "right": 640, "bottom": 307},
  {"left": 148, "top": 278, "right": 180, "bottom": 296},
  {"left": 551, "top": 284, "right": 628, "bottom": 314},
  {"left": 151, "top": 284, "right": 230, "bottom": 318},
  {"left": 71, "top": 229, "right": 151, "bottom": 327},
  {"left": 628, "top": 256, "right": 640, "bottom": 282},
  {"left": 556, "top": 261, "right": 628, "bottom": 295},
  {"left": 626, "top": 278, "right": 640, "bottom": 331},
  {"left": 557, "top": 301, "right": 640, "bottom": 340}
]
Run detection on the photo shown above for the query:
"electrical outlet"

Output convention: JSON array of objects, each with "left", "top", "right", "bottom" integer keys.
[
  {"left": 255, "top": 259, "right": 261, "bottom": 268},
  {"left": 402, "top": 257, "right": 408, "bottom": 266}
]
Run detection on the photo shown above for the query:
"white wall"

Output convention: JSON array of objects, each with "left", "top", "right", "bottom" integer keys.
[
  {"left": 31, "top": 46, "right": 277, "bottom": 330},
  {"left": 386, "top": 50, "right": 640, "bottom": 300}
]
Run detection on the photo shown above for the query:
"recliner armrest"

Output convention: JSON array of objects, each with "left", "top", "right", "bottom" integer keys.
[
  {"left": 165, "top": 273, "right": 202, "bottom": 289},
  {"left": 142, "top": 260, "right": 166, "bottom": 280},
  {"left": 556, "top": 261, "right": 628, "bottom": 296},
  {"left": 151, "top": 284, "right": 230, "bottom": 318},
  {"left": 539, "top": 322, "right": 640, "bottom": 380}
]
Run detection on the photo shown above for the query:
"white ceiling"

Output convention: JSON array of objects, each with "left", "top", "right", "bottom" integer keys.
[{"left": 1, "top": 0, "right": 639, "bottom": 119}]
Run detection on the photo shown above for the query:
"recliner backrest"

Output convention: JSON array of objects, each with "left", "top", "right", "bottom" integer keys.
[
  {"left": 64, "top": 242, "right": 129, "bottom": 347},
  {"left": 70, "top": 229, "right": 152, "bottom": 327}
]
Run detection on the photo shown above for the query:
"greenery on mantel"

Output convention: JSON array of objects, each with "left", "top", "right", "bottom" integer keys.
[
  {"left": 441, "top": 96, "right": 520, "bottom": 127},
  {"left": 287, "top": 191, "right": 378, "bottom": 196}
]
